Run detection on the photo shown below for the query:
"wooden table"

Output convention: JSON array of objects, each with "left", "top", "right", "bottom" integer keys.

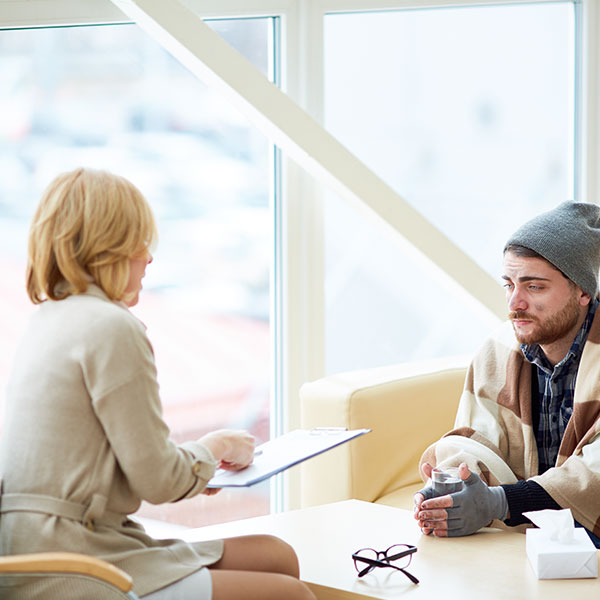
[{"left": 182, "top": 499, "right": 600, "bottom": 599}]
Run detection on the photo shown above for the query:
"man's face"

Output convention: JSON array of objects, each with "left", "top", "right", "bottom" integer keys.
[{"left": 502, "top": 250, "right": 590, "bottom": 346}]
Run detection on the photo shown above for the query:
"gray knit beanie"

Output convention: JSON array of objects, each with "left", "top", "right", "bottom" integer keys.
[{"left": 504, "top": 201, "right": 600, "bottom": 298}]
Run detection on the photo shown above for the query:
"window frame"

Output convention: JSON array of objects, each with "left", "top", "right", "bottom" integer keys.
[{"left": 1, "top": 0, "right": 598, "bottom": 511}]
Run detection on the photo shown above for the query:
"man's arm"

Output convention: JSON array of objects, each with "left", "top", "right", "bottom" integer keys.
[
  {"left": 415, "top": 463, "right": 600, "bottom": 544},
  {"left": 414, "top": 463, "right": 508, "bottom": 536},
  {"left": 501, "top": 480, "right": 561, "bottom": 525}
]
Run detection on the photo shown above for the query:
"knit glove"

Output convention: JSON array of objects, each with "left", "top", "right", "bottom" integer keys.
[
  {"left": 445, "top": 472, "right": 508, "bottom": 536},
  {"left": 416, "top": 483, "right": 444, "bottom": 502}
]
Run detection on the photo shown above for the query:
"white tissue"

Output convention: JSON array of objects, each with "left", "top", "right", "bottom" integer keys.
[
  {"left": 524, "top": 508, "right": 597, "bottom": 579},
  {"left": 523, "top": 508, "right": 575, "bottom": 544}
]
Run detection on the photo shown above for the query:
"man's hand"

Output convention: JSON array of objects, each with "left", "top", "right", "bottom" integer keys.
[
  {"left": 414, "top": 463, "right": 508, "bottom": 537},
  {"left": 414, "top": 463, "right": 452, "bottom": 536}
]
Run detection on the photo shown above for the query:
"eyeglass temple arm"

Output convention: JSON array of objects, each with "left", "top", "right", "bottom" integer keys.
[
  {"left": 353, "top": 555, "right": 419, "bottom": 584},
  {"left": 399, "top": 567, "right": 419, "bottom": 585},
  {"left": 384, "top": 547, "right": 417, "bottom": 561}
]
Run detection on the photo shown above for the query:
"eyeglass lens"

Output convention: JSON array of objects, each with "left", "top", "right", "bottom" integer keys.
[{"left": 382, "top": 544, "right": 414, "bottom": 567}]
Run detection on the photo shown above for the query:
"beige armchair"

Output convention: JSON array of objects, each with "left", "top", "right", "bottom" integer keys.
[
  {"left": 0, "top": 552, "right": 138, "bottom": 599},
  {"left": 299, "top": 357, "right": 468, "bottom": 510}
]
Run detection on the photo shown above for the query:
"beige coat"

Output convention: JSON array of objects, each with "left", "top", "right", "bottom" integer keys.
[{"left": 0, "top": 285, "right": 224, "bottom": 596}]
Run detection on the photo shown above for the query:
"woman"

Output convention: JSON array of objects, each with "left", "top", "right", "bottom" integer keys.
[{"left": 0, "top": 168, "right": 315, "bottom": 600}]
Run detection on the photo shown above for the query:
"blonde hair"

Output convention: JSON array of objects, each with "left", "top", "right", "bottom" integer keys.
[{"left": 27, "top": 167, "right": 157, "bottom": 304}]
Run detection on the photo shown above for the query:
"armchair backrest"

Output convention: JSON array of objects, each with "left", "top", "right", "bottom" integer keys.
[{"left": 300, "top": 358, "right": 468, "bottom": 508}]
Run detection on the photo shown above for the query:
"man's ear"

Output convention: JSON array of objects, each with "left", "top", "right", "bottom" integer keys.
[{"left": 579, "top": 290, "right": 592, "bottom": 307}]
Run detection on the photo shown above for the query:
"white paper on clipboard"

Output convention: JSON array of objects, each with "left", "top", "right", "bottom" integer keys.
[{"left": 206, "top": 428, "right": 370, "bottom": 488}]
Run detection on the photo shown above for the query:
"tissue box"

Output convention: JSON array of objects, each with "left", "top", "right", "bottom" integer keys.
[{"left": 526, "top": 528, "right": 598, "bottom": 579}]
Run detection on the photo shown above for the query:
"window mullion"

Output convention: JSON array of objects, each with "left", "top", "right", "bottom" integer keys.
[{"left": 579, "top": 0, "right": 600, "bottom": 204}]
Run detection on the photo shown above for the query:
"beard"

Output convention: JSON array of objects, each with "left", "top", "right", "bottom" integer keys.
[{"left": 509, "top": 292, "right": 582, "bottom": 346}]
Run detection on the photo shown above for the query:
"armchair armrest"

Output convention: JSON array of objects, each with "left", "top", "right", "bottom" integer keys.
[
  {"left": 300, "top": 357, "right": 467, "bottom": 508},
  {"left": 0, "top": 552, "right": 133, "bottom": 593}
]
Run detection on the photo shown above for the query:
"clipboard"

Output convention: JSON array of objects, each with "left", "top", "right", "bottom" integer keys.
[{"left": 206, "top": 428, "right": 370, "bottom": 488}]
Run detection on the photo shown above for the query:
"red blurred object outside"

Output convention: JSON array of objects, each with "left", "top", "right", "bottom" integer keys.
[{"left": 0, "top": 260, "right": 271, "bottom": 527}]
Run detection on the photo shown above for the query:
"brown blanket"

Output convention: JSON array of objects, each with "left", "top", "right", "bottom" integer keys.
[{"left": 421, "top": 312, "right": 600, "bottom": 536}]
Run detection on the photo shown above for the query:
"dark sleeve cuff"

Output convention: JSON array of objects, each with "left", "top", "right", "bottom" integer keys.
[{"left": 500, "top": 480, "right": 561, "bottom": 526}]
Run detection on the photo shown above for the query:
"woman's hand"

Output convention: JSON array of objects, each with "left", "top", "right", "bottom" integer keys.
[{"left": 199, "top": 429, "right": 255, "bottom": 471}]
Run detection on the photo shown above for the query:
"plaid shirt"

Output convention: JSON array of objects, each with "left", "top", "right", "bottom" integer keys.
[{"left": 521, "top": 298, "right": 599, "bottom": 474}]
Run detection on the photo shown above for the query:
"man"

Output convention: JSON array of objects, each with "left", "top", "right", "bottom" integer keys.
[{"left": 414, "top": 201, "right": 600, "bottom": 546}]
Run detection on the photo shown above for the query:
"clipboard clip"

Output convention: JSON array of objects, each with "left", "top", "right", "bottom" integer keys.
[{"left": 310, "top": 427, "right": 348, "bottom": 435}]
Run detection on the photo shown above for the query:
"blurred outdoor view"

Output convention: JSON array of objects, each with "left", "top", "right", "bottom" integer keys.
[
  {"left": 324, "top": 2, "right": 576, "bottom": 373},
  {"left": 0, "top": 2, "right": 579, "bottom": 525},
  {"left": 0, "top": 19, "right": 274, "bottom": 527}
]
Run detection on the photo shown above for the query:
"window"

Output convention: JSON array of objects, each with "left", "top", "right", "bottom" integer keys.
[
  {"left": 1, "top": 0, "right": 596, "bottom": 517},
  {"left": 0, "top": 17, "right": 277, "bottom": 527},
  {"left": 324, "top": 2, "right": 576, "bottom": 373}
]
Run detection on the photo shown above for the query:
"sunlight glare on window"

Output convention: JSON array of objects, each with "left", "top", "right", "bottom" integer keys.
[{"left": 0, "top": 18, "right": 275, "bottom": 527}]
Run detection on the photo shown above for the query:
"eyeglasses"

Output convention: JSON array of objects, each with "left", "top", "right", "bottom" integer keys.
[{"left": 352, "top": 544, "right": 419, "bottom": 584}]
